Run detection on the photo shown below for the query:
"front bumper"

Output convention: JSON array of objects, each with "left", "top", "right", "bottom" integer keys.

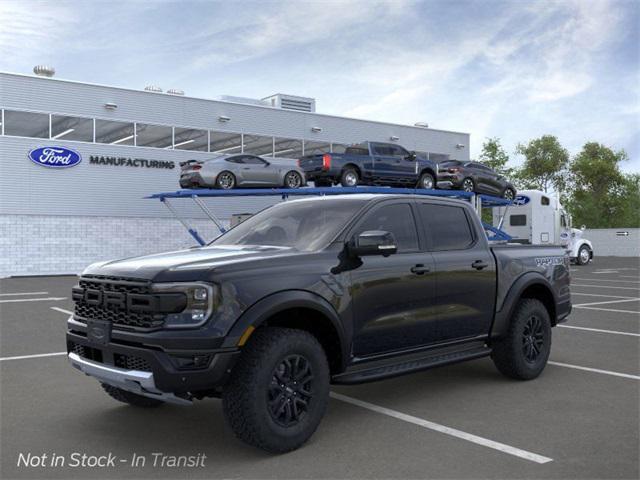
[{"left": 66, "top": 329, "right": 241, "bottom": 398}]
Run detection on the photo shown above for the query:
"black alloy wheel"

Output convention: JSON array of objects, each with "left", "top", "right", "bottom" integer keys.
[
  {"left": 217, "top": 171, "right": 236, "bottom": 189},
  {"left": 284, "top": 171, "right": 303, "bottom": 189},
  {"left": 268, "top": 354, "right": 314, "bottom": 427},
  {"left": 462, "top": 178, "right": 475, "bottom": 192},
  {"left": 522, "top": 315, "right": 544, "bottom": 364}
]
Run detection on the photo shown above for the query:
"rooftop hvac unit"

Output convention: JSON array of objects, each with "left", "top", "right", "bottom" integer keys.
[
  {"left": 144, "top": 85, "right": 163, "bottom": 93},
  {"left": 33, "top": 65, "right": 55, "bottom": 77},
  {"left": 262, "top": 94, "right": 316, "bottom": 113},
  {"left": 167, "top": 89, "right": 185, "bottom": 95}
]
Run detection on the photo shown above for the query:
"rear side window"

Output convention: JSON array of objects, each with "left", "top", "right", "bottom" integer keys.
[
  {"left": 354, "top": 203, "right": 419, "bottom": 252},
  {"left": 541, "top": 196, "right": 550, "bottom": 205},
  {"left": 418, "top": 203, "right": 474, "bottom": 251},
  {"left": 510, "top": 215, "right": 527, "bottom": 226}
]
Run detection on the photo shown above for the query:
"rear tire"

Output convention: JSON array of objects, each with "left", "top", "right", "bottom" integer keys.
[
  {"left": 462, "top": 177, "right": 475, "bottom": 192},
  {"left": 340, "top": 168, "right": 359, "bottom": 187},
  {"left": 216, "top": 171, "right": 236, "bottom": 189},
  {"left": 222, "top": 327, "right": 330, "bottom": 453},
  {"left": 491, "top": 299, "right": 551, "bottom": 380},
  {"left": 101, "top": 383, "right": 164, "bottom": 408}
]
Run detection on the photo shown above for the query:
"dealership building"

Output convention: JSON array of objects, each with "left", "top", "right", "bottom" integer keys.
[{"left": 0, "top": 69, "right": 470, "bottom": 277}]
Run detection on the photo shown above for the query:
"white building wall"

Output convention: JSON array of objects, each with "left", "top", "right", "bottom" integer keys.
[{"left": 583, "top": 228, "right": 640, "bottom": 257}]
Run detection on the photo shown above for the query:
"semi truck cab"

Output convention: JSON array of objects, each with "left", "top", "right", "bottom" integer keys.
[{"left": 493, "top": 189, "right": 594, "bottom": 265}]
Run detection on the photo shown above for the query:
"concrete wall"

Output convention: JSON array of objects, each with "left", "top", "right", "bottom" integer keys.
[{"left": 584, "top": 228, "right": 640, "bottom": 257}]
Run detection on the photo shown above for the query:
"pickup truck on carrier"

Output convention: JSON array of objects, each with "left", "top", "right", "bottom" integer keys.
[
  {"left": 299, "top": 141, "right": 439, "bottom": 189},
  {"left": 67, "top": 193, "right": 572, "bottom": 453}
]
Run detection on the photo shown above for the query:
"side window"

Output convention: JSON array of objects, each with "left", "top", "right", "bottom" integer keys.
[
  {"left": 389, "top": 145, "right": 409, "bottom": 158},
  {"left": 242, "top": 156, "right": 266, "bottom": 165},
  {"left": 354, "top": 203, "right": 419, "bottom": 252},
  {"left": 510, "top": 215, "right": 527, "bottom": 226},
  {"left": 226, "top": 156, "right": 243, "bottom": 164},
  {"left": 418, "top": 203, "right": 475, "bottom": 251},
  {"left": 541, "top": 196, "right": 550, "bottom": 206}
]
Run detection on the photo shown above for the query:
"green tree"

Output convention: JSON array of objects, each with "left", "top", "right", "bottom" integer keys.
[
  {"left": 565, "top": 142, "right": 638, "bottom": 228},
  {"left": 515, "top": 135, "right": 569, "bottom": 193},
  {"left": 479, "top": 137, "right": 512, "bottom": 176}
]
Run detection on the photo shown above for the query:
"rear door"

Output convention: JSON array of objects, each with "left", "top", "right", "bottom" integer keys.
[
  {"left": 370, "top": 143, "right": 396, "bottom": 181},
  {"left": 416, "top": 201, "right": 496, "bottom": 342}
]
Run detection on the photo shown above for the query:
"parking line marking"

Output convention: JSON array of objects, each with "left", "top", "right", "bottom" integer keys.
[
  {"left": 620, "top": 275, "right": 640, "bottom": 279},
  {"left": 0, "top": 291, "right": 49, "bottom": 296},
  {"left": 572, "top": 284, "right": 640, "bottom": 291},
  {"left": 0, "top": 297, "right": 67, "bottom": 304},
  {"left": 558, "top": 325, "right": 640, "bottom": 337},
  {"left": 571, "top": 292, "right": 638, "bottom": 299},
  {"left": 51, "top": 307, "right": 73, "bottom": 315},
  {"left": 549, "top": 362, "right": 640, "bottom": 380},
  {"left": 573, "top": 278, "right": 639, "bottom": 284},
  {"left": 574, "top": 298, "right": 640, "bottom": 307},
  {"left": 0, "top": 352, "right": 66, "bottom": 362},
  {"left": 330, "top": 392, "right": 553, "bottom": 464},
  {"left": 574, "top": 306, "right": 640, "bottom": 314}
]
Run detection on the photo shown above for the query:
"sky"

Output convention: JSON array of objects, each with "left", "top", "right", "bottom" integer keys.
[{"left": 1, "top": 0, "right": 638, "bottom": 172}]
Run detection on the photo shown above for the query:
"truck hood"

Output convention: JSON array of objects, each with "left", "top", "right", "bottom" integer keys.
[{"left": 82, "top": 245, "right": 295, "bottom": 280}]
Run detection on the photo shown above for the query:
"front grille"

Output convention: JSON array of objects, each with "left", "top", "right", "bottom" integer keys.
[
  {"left": 114, "top": 353, "right": 153, "bottom": 372},
  {"left": 69, "top": 341, "right": 102, "bottom": 363},
  {"left": 72, "top": 275, "right": 166, "bottom": 329}
]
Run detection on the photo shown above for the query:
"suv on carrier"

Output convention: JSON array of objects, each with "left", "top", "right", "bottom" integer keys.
[{"left": 68, "top": 194, "right": 571, "bottom": 453}]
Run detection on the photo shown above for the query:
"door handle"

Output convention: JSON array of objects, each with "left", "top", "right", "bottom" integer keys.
[
  {"left": 243, "top": 167, "right": 251, "bottom": 170},
  {"left": 472, "top": 260, "right": 488, "bottom": 270},
  {"left": 411, "top": 264, "right": 430, "bottom": 275}
]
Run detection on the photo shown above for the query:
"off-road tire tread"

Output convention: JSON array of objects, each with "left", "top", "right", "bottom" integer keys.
[
  {"left": 491, "top": 298, "right": 551, "bottom": 380},
  {"left": 222, "top": 327, "right": 329, "bottom": 453}
]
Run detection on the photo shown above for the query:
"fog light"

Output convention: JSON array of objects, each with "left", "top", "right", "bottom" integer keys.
[
  {"left": 193, "top": 288, "right": 208, "bottom": 301},
  {"left": 191, "top": 309, "right": 206, "bottom": 322}
]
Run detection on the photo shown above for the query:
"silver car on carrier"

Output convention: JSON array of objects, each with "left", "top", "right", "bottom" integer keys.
[{"left": 179, "top": 154, "right": 306, "bottom": 189}]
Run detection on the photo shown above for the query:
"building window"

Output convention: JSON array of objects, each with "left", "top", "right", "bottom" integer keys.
[
  {"left": 331, "top": 143, "right": 348, "bottom": 154},
  {"left": 95, "top": 119, "right": 135, "bottom": 145},
  {"left": 303, "top": 140, "right": 331, "bottom": 155},
  {"left": 273, "top": 137, "right": 303, "bottom": 159},
  {"left": 173, "top": 127, "right": 208, "bottom": 151},
  {"left": 210, "top": 131, "right": 243, "bottom": 154},
  {"left": 135, "top": 123, "right": 173, "bottom": 148},
  {"left": 3, "top": 110, "right": 49, "bottom": 138},
  {"left": 243, "top": 134, "right": 274, "bottom": 156},
  {"left": 50, "top": 114, "right": 93, "bottom": 142}
]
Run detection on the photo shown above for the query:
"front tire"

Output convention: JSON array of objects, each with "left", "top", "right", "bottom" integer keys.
[
  {"left": 417, "top": 172, "right": 435, "bottom": 189},
  {"left": 503, "top": 187, "right": 516, "bottom": 201},
  {"left": 284, "top": 171, "right": 303, "bottom": 189},
  {"left": 101, "top": 384, "right": 164, "bottom": 408},
  {"left": 576, "top": 245, "right": 591, "bottom": 265},
  {"left": 222, "top": 327, "right": 330, "bottom": 453},
  {"left": 491, "top": 299, "right": 551, "bottom": 380},
  {"left": 216, "top": 171, "right": 236, "bottom": 189}
]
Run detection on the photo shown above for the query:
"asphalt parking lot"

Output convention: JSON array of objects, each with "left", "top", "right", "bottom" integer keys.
[{"left": 1, "top": 256, "right": 638, "bottom": 479}]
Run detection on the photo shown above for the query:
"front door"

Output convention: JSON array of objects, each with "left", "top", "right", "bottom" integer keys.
[
  {"left": 348, "top": 201, "right": 436, "bottom": 356},
  {"left": 239, "top": 155, "right": 274, "bottom": 185},
  {"left": 416, "top": 201, "right": 496, "bottom": 342}
]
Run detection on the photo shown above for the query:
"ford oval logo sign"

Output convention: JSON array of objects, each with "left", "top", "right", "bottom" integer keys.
[
  {"left": 513, "top": 195, "right": 530, "bottom": 206},
  {"left": 28, "top": 146, "right": 82, "bottom": 168}
]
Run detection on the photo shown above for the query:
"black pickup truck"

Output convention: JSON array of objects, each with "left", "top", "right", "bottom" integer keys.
[
  {"left": 67, "top": 194, "right": 571, "bottom": 453},
  {"left": 298, "top": 141, "right": 439, "bottom": 188}
]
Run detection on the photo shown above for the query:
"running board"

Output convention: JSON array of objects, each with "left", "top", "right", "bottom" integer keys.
[{"left": 331, "top": 346, "right": 491, "bottom": 385}]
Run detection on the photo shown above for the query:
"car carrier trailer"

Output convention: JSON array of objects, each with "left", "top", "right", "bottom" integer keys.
[{"left": 146, "top": 186, "right": 514, "bottom": 246}]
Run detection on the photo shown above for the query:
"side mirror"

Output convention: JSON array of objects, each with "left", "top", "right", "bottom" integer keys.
[
  {"left": 406, "top": 151, "right": 417, "bottom": 161},
  {"left": 581, "top": 225, "right": 586, "bottom": 231},
  {"left": 349, "top": 230, "right": 397, "bottom": 257}
]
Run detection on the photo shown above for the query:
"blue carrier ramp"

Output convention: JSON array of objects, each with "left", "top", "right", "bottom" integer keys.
[{"left": 146, "top": 186, "right": 512, "bottom": 245}]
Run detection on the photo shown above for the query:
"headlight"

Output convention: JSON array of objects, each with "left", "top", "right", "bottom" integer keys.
[{"left": 152, "top": 283, "right": 217, "bottom": 328}]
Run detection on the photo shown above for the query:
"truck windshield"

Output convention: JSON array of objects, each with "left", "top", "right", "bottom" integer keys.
[{"left": 208, "top": 198, "right": 367, "bottom": 251}]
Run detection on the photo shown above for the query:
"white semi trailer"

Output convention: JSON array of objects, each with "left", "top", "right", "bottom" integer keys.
[{"left": 493, "top": 189, "right": 594, "bottom": 265}]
